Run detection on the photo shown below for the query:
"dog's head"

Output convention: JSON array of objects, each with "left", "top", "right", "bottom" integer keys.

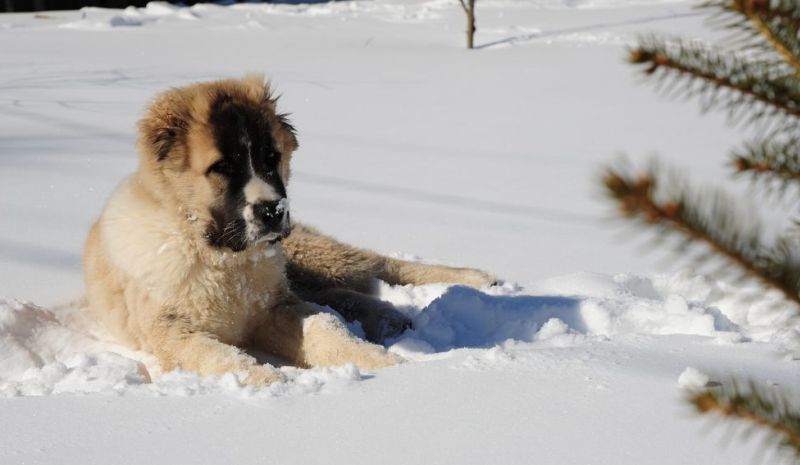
[{"left": 137, "top": 75, "right": 298, "bottom": 252}]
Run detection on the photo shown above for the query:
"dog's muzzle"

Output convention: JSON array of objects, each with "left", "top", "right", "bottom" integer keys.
[{"left": 253, "top": 198, "right": 291, "bottom": 242}]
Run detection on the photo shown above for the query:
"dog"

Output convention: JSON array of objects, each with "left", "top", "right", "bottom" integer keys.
[{"left": 83, "top": 75, "right": 496, "bottom": 385}]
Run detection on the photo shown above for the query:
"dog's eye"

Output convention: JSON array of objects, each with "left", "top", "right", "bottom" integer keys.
[{"left": 207, "top": 160, "right": 233, "bottom": 177}]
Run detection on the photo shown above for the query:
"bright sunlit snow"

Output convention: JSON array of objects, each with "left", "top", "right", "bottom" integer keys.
[{"left": 1, "top": 1, "right": 798, "bottom": 464}]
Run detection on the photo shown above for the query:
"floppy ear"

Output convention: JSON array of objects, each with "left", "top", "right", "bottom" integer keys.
[{"left": 137, "top": 93, "right": 189, "bottom": 161}]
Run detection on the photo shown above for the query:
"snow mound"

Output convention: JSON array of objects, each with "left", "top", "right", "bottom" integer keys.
[
  {"left": 60, "top": 13, "right": 145, "bottom": 29},
  {"left": 387, "top": 271, "right": 767, "bottom": 356},
  {"left": 59, "top": 3, "right": 197, "bottom": 30},
  {"left": 534, "top": 271, "right": 800, "bottom": 347},
  {"left": 677, "top": 367, "right": 711, "bottom": 390},
  {"left": 0, "top": 299, "right": 109, "bottom": 381},
  {"left": 0, "top": 270, "right": 795, "bottom": 397}
]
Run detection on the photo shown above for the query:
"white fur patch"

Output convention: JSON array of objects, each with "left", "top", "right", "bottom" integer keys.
[
  {"left": 243, "top": 176, "right": 279, "bottom": 204},
  {"left": 243, "top": 203, "right": 260, "bottom": 241},
  {"left": 242, "top": 158, "right": 283, "bottom": 241}
]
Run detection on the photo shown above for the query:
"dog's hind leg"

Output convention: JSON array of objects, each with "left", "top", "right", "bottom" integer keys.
[
  {"left": 378, "top": 258, "right": 497, "bottom": 288},
  {"left": 283, "top": 224, "right": 385, "bottom": 294},
  {"left": 283, "top": 223, "right": 497, "bottom": 291},
  {"left": 253, "top": 296, "right": 401, "bottom": 370}
]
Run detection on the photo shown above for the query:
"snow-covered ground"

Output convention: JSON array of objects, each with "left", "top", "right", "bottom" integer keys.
[{"left": 1, "top": 1, "right": 799, "bottom": 464}]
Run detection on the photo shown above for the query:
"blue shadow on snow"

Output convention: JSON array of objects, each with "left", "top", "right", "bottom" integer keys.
[{"left": 398, "top": 286, "right": 585, "bottom": 353}]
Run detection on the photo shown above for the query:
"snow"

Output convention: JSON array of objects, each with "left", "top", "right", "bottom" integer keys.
[
  {"left": 1, "top": 0, "right": 799, "bottom": 464},
  {"left": 1, "top": 272, "right": 779, "bottom": 395},
  {"left": 677, "top": 366, "right": 711, "bottom": 389}
]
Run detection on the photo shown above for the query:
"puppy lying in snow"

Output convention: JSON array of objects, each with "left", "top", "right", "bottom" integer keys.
[{"left": 84, "top": 75, "right": 496, "bottom": 384}]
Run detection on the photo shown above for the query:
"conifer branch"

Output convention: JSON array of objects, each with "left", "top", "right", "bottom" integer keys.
[
  {"left": 721, "top": 0, "right": 800, "bottom": 24},
  {"left": 703, "top": 0, "right": 800, "bottom": 75},
  {"left": 690, "top": 381, "right": 800, "bottom": 460},
  {"left": 733, "top": 138, "right": 800, "bottom": 187},
  {"left": 603, "top": 168, "right": 800, "bottom": 306},
  {"left": 750, "top": 15, "right": 799, "bottom": 73},
  {"left": 629, "top": 41, "right": 800, "bottom": 129},
  {"left": 703, "top": 1, "right": 800, "bottom": 73}
]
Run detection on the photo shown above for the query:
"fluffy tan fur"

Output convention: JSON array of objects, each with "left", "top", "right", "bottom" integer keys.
[{"left": 84, "top": 75, "right": 495, "bottom": 385}]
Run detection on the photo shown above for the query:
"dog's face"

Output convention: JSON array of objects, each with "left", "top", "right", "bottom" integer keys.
[
  {"left": 137, "top": 75, "right": 298, "bottom": 253},
  {"left": 203, "top": 93, "right": 293, "bottom": 251}
]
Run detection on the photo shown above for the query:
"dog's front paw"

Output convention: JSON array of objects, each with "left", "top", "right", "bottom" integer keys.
[
  {"left": 352, "top": 344, "right": 403, "bottom": 370},
  {"left": 300, "top": 312, "right": 404, "bottom": 370},
  {"left": 242, "top": 366, "right": 287, "bottom": 386}
]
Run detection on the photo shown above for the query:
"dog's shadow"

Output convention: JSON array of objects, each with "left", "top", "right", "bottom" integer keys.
[{"left": 388, "top": 286, "right": 584, "bottom": 354}]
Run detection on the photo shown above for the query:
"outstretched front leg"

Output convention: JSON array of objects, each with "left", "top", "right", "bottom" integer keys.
[
  {"left": 253, "top": 295, "right": 401, "bottom": 370},
  {"left": 149, "top": 323, "right": 286, "bottom": 386}
]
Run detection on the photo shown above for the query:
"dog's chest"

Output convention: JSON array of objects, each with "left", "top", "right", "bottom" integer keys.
[{"left": 185, "top": 246, "right": 285, "bottom": 343}]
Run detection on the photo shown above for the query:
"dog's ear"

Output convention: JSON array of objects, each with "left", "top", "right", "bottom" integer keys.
[
  {"left": 137, "top": 93, "right": 190, "bottom": 162},
  {"left": 276, "top": 112, "right": 298, "bottom": 153},
  {"left": 261, "top": 83, "right": 299, "bottom": 153}
]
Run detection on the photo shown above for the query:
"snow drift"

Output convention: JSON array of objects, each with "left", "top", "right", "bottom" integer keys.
[{"left": 1, "top": 270, "right": 794, "bottom": 397}]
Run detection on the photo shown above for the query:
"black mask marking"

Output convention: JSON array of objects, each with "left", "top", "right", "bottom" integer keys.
[{"left": 204, "top": 93, "right": 289, "bottom": 252}]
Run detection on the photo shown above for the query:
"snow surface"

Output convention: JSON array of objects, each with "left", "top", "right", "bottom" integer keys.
[{"left": 2, "top": 0, "right": 800, "bottom": 464}]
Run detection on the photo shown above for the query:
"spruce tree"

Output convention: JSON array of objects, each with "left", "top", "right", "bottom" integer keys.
[{"left": 602, "top": 1, "right": 800, "bottom": 460}]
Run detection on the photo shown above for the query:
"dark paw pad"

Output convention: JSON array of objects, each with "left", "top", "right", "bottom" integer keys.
[{"left": 363, "top": 310, "right": 412, "bottom": 344}]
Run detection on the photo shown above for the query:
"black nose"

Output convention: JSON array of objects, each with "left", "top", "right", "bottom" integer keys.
[{"left": 253, "top": 199, "right": 288, "bottom": 232}]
